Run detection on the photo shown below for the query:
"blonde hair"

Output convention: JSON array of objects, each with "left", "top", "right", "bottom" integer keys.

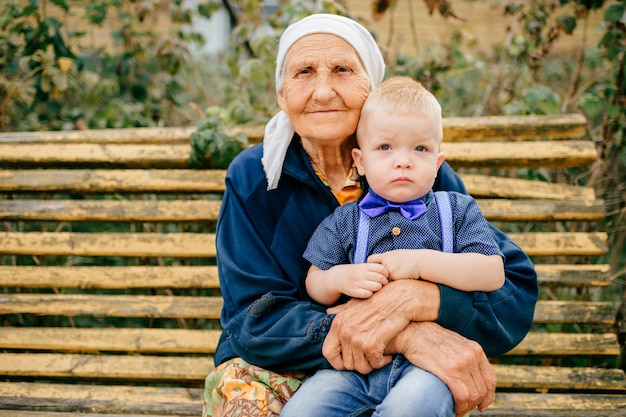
[{"left": 357, "top": 76, "right": 443, "bottom": 143}]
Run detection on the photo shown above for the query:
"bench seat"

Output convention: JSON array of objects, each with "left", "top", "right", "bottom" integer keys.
[{"left": 1, "top": 114, "right": 624, "bottom": 416}]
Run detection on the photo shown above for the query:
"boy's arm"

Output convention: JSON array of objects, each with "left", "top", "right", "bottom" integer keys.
[
  {"left": 413, "top": 251, "right": 505, "bottom": 291},
  {"left": 306, "top": 265, "right": 343, "bottom": 305},
  {"left": 306, "top": 263, "right": 389, "bottom": 305},
  {"left": 368, "top": 250, "right": 504, "bottom": 292}
]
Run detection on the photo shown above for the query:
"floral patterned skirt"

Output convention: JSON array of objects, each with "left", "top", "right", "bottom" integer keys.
[{"left": 203, "top": 358, "right": 309, "bottom": 417}]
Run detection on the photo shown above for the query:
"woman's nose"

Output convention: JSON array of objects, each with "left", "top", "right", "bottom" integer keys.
[{"left": 312, "top": 74, "right": 337, "bottom": 102}]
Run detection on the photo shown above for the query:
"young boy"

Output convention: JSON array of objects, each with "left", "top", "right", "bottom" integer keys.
[{"left": 281, "top": 77, "right": 504, "bottom": 417}]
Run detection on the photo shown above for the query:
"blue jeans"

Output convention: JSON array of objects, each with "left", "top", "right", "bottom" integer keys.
[{"left": 281, "top": 355, "right": 454, "bottom": 417}]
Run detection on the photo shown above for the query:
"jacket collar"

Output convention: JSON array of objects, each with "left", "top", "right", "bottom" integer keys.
[{"left": 281, "top": 134, "right": 339, "bottom": 205}]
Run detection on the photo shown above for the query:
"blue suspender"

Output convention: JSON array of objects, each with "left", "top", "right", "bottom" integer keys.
[
  {"left": 354, "top": 191, "right": 453, "bottom": 264},
  {"left": 434, "top": 191, "right": 454, "bottom": 254},
  {"left": 354, "top": 211, "right": 371, "bottom": 264}
]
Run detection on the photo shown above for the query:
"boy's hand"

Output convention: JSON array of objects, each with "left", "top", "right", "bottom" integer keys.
[
  {"left": 368, "top": 249, "right": 422, "bottom": 280},
  {"left": 331, "top": 263, "right": 389, "bottom": 299}
]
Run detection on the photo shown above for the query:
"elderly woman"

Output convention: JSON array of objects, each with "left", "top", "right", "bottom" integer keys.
[{"left": 203, "top": 13, "right": 537, "bottom": 417}]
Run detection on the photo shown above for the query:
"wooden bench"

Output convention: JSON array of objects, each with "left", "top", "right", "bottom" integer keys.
[{"left": 0, "top": 113, "right": 624, "bottom": 416}]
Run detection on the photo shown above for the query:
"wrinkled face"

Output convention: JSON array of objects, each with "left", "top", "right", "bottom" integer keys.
[
  {"left": 353, "top": 110, "right": 445, "bottom": 203},
  {"left": 278, "top": 33, "right": 370, "bottom": 146}
]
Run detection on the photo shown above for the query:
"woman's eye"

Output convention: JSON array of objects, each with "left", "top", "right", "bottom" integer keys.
[{"left": 337, "top": 67, "right": 348, "bottom": 73}]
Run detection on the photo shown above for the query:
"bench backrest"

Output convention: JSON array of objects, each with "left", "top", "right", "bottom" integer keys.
[{"left": 0, "top": 114, "right": 624, "bottom": 400}]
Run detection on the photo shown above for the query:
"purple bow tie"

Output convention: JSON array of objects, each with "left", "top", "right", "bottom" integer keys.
[{"left": 359, "top": 191, "right": 427, "bottom": 220}]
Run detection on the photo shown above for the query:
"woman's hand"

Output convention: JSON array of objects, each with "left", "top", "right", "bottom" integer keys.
[
  {"left": 387, "top": 321, "right": 496, "bottom": 416},
  {"left": 323, "top": 279, "right": 439, "bottom": 373}
]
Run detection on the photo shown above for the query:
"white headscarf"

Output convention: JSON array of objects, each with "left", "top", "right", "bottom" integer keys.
[{"left": 261, "top": 13, "right": 386, "bottom": 190}]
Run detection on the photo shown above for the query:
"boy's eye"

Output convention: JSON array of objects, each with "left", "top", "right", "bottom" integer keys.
[
  {"left": 415, "top": 146, "right": 426, "bottom": 152},
  {"left": 380, "top": 144, "right": 391, "bottom": 151}
]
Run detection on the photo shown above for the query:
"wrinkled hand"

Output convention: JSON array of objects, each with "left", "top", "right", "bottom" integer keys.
[
  {"left": 323, "top": 279, "right": 439, "bottom": 374},
  {"left": 388, "top": 321, "right": 496, "bottom": 416}
]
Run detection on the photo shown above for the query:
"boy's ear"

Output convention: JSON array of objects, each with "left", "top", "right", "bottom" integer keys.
[
  {"left": 352, "top": 148, "right": 366, "bottom": 176},
  {"left": 436, "top": 152, "right": 446, "bottom": 172}
]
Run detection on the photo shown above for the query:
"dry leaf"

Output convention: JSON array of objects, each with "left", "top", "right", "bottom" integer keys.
[
  {"left": 424, "top": 0, "right": 466, "bottom": 21},
  {"left": 372, "top": 0, "right": 394, "bottom": 21}
]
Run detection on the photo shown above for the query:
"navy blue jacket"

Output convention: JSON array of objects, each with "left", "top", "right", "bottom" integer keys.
[{"left": 214, "top": 137, "right": 538, "bottom": 372}]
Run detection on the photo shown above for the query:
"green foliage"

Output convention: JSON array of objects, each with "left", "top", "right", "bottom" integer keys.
[
  {"left": 189, "top": 105, "right": 248, "bottom": 168},
  {"left": 0, "top": 0, "right": 203, "bottom": 131},
  {"left": 504, "top": 85, "right": 563, "bottom": 114},
  {"left": 591, "top": 1, "right": 626, "bottom": 277}
]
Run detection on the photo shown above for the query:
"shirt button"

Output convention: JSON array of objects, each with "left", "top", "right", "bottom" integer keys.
[{"left": 392, "top": 226, "right": 401, "bottom": 236}]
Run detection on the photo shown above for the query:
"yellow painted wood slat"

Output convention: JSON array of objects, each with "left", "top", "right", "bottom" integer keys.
[
  {"left": 508, "top": 231, "right": 607, "bottom": 256},
  {"left": 1, "top": 170, "right": 596, "bottom": 201},
  {"left": 0, "top": 296, "right": 612, "bottom": 324},
  {"left": 475, "top": 199, "right": 605, "bottom": 221},
  {"left": 0, "top": 381, "right": 201, "bottom": 405},
  {"left": 0, "top": 126, "right": 199, "bottom": 144},
  {"left": 0, "top": 411, "right": 195, "bottom": 417},
  {"left": 442, "top": 113, "right": 588, "bottom": 142},
  {"left": 534, "top": 264, "right": 612, "bottom": 287},
  {"left": 0, "top": 143, "right": 191, "bottom": 168},
  {"left": 0, "top": 353, "right": 213, "bottom": 381},
  {"left": 492, "top": 364, "right": 626, "bottom": 391},
  {"left": 0, "top": 124, "right": 263, "bottom": 145},
  {"left": 0, "top": 294, "right": 222, "bottom": 318},
  {"left": 0, "top": 198, "right": 605, "bottom": 222},
  {"left": 3, "top": 385, "right": 626, "bottom": 417},
  {"left": 0, "top": 114, "right": 587, "bottom": 144},
  {"left": 0, "top": 232, "right": 216, "bottom": 257},
  {"left": 0, "top": 264, "right": 610, "bottom": 290},
  {"left": 0, "top": 328, "right": 617, "bottom": 357},
  {"left": 506, "top": 332, "right": 620, "bottom": 356},
  {"left": 0, "top": 199, "right": 222, "bottom": 222},
  {"left": 0, "top": 328, "right": 221, "bottom": 353},
  {"left": 533, "top": 301, "right": 616, "bottom": 324},
  {"left": 0, "top": 380, "right": 203, "bottom": 415},
  {"left": 0, "top": 231, "right": 608, "bottom": 257},
  {"left": 0, "top": 265, "right": 219, "bottom": 289},
  {"left": 469, "top": 393, "right": 626, "bottom": 416},
  {"left": 0, "top": 140, "right": 596, "bottom": 168},
  {"left": 0, "top": 169, "right": 226, "bottom": 193},
  {"left": 442, "top": 140, "right": 597, "bottom": 168},
  {"left": 460, "top": 174, "right": 597, "bottom": 200},
  {"left": 1, "top": 353, "right": 623, "bottom": 392}
]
